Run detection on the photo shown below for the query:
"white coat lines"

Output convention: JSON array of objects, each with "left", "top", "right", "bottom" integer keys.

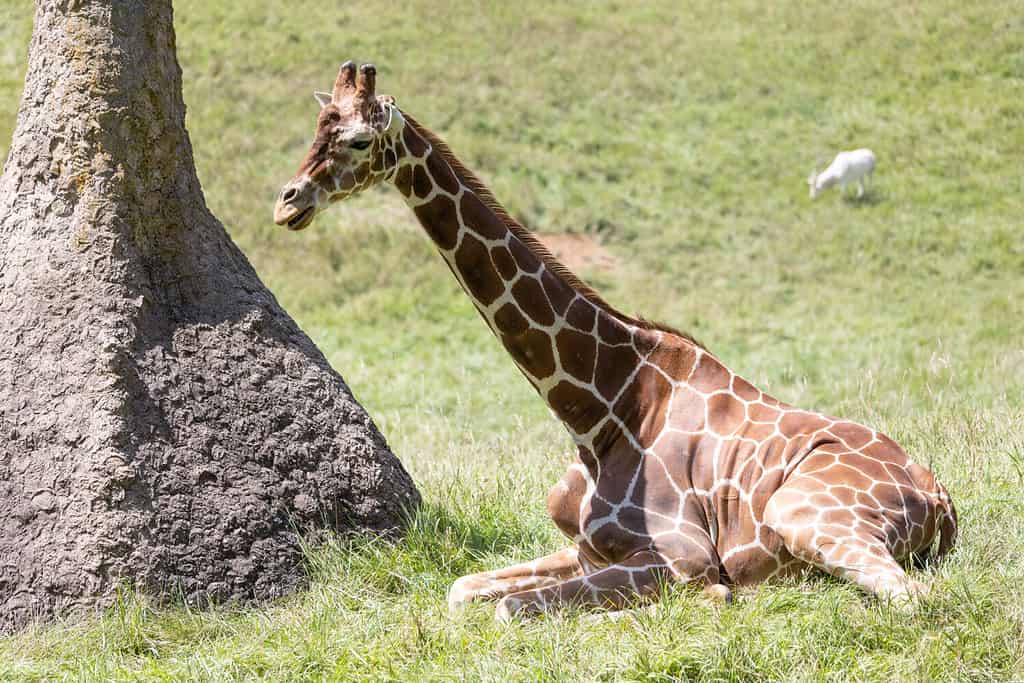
[{"left": 361, "top": 108, "right": 955, "bottom": 619}]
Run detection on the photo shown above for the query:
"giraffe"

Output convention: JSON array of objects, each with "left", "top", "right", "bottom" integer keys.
[{"left": 273, "top": 62, "right": 958, "bottom": 622}]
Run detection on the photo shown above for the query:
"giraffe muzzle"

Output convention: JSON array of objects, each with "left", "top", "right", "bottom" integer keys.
[
  {"left": 273, "top": 202, "right": 316, "bottom": 231},
  {"left": 273, "top": 183, "right": 318, "bottom": 231},
  {"left": 284, "top": 206, "right": 315, "bottom": 231}
]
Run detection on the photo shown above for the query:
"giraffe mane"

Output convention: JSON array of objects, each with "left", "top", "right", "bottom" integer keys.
[{"left": 399, "top": 110, "right": 703, "bottom": 349}]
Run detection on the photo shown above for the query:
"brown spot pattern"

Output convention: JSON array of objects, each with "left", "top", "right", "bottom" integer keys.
[
  {"left": 669, "top": 385, "right": 705, "bottom": 431},
  {"left": 688, "top": 356, "right": 733, "bottom": 394},
  {"left": 595, "top": 343, "right": 640, "bottom": 401},
  {"left": 511, "top": 277, "right": 554, "bottom": 326},
  {"left": 592, "top": 421, "right": 626, "bottom": 453},
  {"left": 426, "top": 152, "right": 459, "bottom": 195},
  {"left": 413, "top": 194, "right": 459, "bottom": 249},
  {"left": 354, "top": 162, "right": 369, "bottom": 184},
  {"left": 391, "top": 117, "right": 956, "bottom": 620},
  {"left": 339, "top": 172, "right": 356, "bottom": 192},
  {"left": 566, "top": 299, "right": 597, "bottom": 331},
  {"left": 454, "top": 234, "right": 504, "bottom": 306},
  {"left": 747, "top": 401, "right": 781, "bottom": 425},
  {"left": 732, "top": 376, "right": 760, "bottom": 402},
  {"left": 556, "top": 328, "right": 597, "bottom": 383},
  {"left": 394, "top": 164, "right": 412, "bottom": 196},
  {"left": 460, "top": 192, "right": 507, "bottom": 241},
  {"left": 501, "top": 328, "right": 555, "bottom": 379},
  {"left": 402, "top": 125, "right": 428, "bottom": 157},
  {"left": 632, "top": 330, "right": 659, "bottom": 357},
  {"left": 597, "top": 313, "right": 631, "bottom": 345},
  {"left": 707, "top": 393, "right": 745, "bottom": 436},
  {"left": 779, "top": 411, "right": 830, "bottom": 438},
  {"left": 494, "top": 303, "right": 529, "bottom": 335},
  {"left": 509, "top": 237, "right": 541, "bottom": 273},
  {"left": 613, "top": 365, "right": 670, "bottom": 443},
  {"left": 541, "top": 270, "right": 573, "bottom": 316},
  {"left": 491, "top": 245, "right": 518, "bottom": 280},
  {"left": 647, "top": 345, "right": 696, "bottom": 379},
  {"left": 548, "top": 381, "right": 607, "bottom": 434},
  {"left": 828, "top": 422, "right": 874, "bottom": 450},
  {"left": 412, "top": 164, "right": 432, "bottom": 198}
]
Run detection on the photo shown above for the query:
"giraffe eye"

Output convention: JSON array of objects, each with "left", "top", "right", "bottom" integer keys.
[{"left": 350, "top": 139, "right": 372, "bottom": 151}]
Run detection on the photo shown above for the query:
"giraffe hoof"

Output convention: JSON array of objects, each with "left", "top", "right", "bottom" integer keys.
[
  {"left": 704, "top": 583, "right": 733, "bottom": 604},
  {"left": 494, "top": 597, "right": 517, "bottom": 624},
  {"left": 881, "top": 580, "right": 929, "bottom": 612},
  {"left": 448, "top": 595, "right": 469, "bottom": 616},
  {"left": 447, "top": 576, "right": 476, "bottom": 615}
]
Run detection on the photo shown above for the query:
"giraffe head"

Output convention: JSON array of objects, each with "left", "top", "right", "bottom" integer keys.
[{"left": 274, "top": 61, "right": 405, "bottom": 231}]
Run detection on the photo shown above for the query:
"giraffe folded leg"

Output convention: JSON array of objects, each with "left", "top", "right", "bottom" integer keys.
[
  {"left": 447, "top": 547, "right": 583, "bottom": 614},
  {"left": 783, "top": 530, "right": 926, "bottom": 606},
  {"left": 764, "top": 481, "right": 930, "bottom": 609},
  {"left": 494, "top": 547, "right": 731, "bottom": 623}
]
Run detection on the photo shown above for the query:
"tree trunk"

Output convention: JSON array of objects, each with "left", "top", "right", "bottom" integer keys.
[{"left": 0, "top": 0, "right": 420, "bottom": 632}]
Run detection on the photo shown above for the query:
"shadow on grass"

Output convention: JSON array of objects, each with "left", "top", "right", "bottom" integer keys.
[
  {"left": 406, "top": 497, "right": 555, "bottom": 560},
  {"left": 841, "top": 190, "right": 886, "bottom": 207},
  {"left": 302, "top": 498, "right": 556, "bottom": 596}
]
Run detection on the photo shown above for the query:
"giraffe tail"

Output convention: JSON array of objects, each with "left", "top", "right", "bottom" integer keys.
[
  {"left": 933, "top": 482, "right": 958, "bottom": 562},
  {"left": 913, "top": 481, "right": 958, "bottom": 568}
]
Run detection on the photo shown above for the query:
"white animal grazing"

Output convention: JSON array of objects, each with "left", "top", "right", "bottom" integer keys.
[{"left": 808, "top": 148, "right": 876, "bottom": 199}]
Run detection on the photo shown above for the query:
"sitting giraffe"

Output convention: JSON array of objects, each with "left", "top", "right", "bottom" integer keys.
[{"left": 274, "top": 62, "right": 957, "bottom": 621}]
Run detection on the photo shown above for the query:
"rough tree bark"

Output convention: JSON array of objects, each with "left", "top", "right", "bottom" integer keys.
[{"left": 0, "top": 1, "right": 420, "bottom": 631}]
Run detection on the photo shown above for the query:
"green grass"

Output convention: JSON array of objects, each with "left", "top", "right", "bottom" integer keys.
[{"left": 2, "top": 0, "right": 1024, "bottom": 680}]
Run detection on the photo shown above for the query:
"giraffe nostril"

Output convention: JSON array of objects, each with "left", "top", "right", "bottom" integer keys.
[{"left": 282, "top": 187, "right": 298, "bottom": 203}]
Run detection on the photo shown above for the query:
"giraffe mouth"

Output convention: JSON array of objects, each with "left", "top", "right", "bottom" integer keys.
[{"left": 286, "top": 206, "right": 315, "bottom": 231}]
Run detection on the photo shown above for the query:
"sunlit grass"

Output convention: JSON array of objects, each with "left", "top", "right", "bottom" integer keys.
[{"left": 2, "top": 0, "right": 1023, "bottom": 680}]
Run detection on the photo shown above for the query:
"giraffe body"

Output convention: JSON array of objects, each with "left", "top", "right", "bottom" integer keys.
[{"left": 274, "top": 63, "right": 957, "bottom": 621}]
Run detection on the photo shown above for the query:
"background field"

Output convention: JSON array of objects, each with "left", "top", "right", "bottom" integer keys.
[{"left": 2, "top": 0, "right": 1024, "bottom": 680}]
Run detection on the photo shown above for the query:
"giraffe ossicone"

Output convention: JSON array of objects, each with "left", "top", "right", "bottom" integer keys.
[{"left": 274, "top": 62, "right": 958, "bottom": 621}]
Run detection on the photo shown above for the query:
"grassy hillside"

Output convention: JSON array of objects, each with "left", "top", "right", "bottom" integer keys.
[{"left": 2, "top": 0, "right": 1023, "bottom": 680}]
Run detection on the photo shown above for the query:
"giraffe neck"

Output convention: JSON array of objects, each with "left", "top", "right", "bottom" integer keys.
[{"left": 390, "top": 111, "right": 655, "bottom": 445}]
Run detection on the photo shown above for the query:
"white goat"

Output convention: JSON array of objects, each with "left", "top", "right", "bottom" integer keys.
[{"left": 808, "top": 149, "right": 876, "bottom": 199}]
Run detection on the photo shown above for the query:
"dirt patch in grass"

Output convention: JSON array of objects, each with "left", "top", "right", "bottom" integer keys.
[{"left": 536, "top": 232, "right": 617, "bottom": 272}]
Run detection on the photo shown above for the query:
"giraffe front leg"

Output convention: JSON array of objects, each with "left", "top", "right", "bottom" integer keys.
[
  {"left": 494, "top": 548, "right": 730, "bottom": 623},
  {"left": 448, "top": 547, "right": 583, "bottom": 614}
]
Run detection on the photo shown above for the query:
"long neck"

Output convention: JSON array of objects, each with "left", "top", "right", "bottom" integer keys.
[{"left": 390, "top": 112, "right": 656, "bottom": 446}]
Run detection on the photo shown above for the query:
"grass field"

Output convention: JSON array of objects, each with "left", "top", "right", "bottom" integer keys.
[{"left": 2, "top": 1, "right": 1024, "bottom": 680}]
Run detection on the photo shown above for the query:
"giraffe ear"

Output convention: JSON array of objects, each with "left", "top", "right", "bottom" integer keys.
[
  {"left": 380, "top": 102, "right": 403, "bottom": 132},
  {"left": 313, "top": 91, "right": 333, "bottom": 108}
]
